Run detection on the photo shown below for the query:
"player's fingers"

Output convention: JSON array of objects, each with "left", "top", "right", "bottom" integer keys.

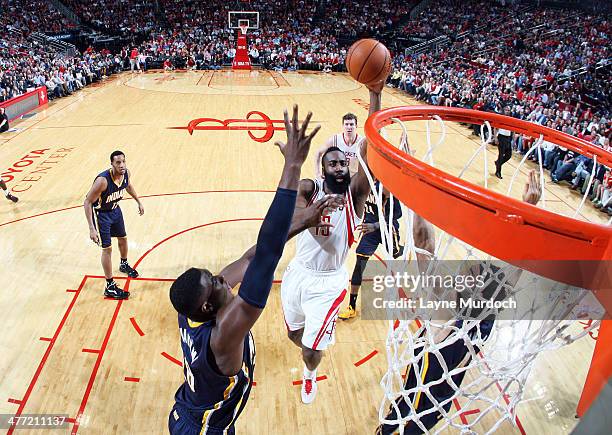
[
  {"left": 306, "top": 124, "right": 321, "bottom": 142},
  {"left": 314, "top": 199, "right": 327, "bottom": 210},
  {"left": 300, "top": 111, "right": 312, "bottom": 137},
  {"left": 283, "top": 109, "right": 290, "bottom": 132},
  {"left": 292, "top": 104, "right": 298, "bottom": 134},
  {"left": 274, "top": 140, "right": 286, "bottom": 150}
]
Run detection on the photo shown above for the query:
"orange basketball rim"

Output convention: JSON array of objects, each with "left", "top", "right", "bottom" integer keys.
[{"left": 365, "top": 105, "right": 612, "bottom": 417}]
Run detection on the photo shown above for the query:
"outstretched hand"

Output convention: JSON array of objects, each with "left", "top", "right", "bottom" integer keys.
[
  {"left": 522, "top": 170, "right": 541, "bottom": 205},
  {"left": 275, "top": 105, "right": 321, "bottom": 167},
  {"left": 303, "top": 194, "right": 345, "bottom": 229}
]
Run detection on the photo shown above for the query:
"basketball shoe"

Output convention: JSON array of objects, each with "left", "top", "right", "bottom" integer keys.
[
  {"left": 5, "top": 193, "right": 18, "bottom": 203},
  {"left": 301, "top": 374, "right": 318, "bottom": 404},
  {"left": 120, "top": 262, "right": 139, "bottom": 278},
  {"left": 338, "top": 306, "right": 356, "bottom": 320},
  {"left": 104, "top": 281, "right": 129, "bottom": 299}
]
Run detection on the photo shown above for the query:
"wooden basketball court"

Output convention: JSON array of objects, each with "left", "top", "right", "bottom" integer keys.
[{"left": 0, "top": 70, "right": 603, "bottom": 434}]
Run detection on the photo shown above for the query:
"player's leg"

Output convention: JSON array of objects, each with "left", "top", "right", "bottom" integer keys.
[
  {"left": 281, "top": 263, "right": 306, "bottom": 348},
  {"left": 287, "top": 328, "right": 304, "bottom": 348},
  {"left": 301, "top": 346, "right": 323, "bottom": 371},
  {"left": 97, "top": 211, "right": 129, "bottom": 299},
  {"left": 377, "top": 321, "right": 492, "bottom": 434},
  {"left": 339, "top": 254, "right": 369, "bottom": 319},
  {"left": 0, "top": 179, "right": 18, "bottom": 202},
  {"left": 377, "top": 338, "right": 467, "bottom": 434},
  {"left": 112, "top": 208, "right": 139, "bottom": 278},
  {"left": 299, "top": 272, "right": 347, "bottom": 403},
  {"left": 340, "top": 232, "right": 379, "bottom": 319},
  {"left": 168, "top": 403, "right": 204, "bottom": 435}
]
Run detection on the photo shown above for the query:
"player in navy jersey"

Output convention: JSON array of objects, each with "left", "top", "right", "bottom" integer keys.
[
  {"left": 338, "top": 180, "right": 403, "bottom": 320},
  {"left": 84, "top": 150, "right": 144, "bottom": 299},
  {"left": 168, "top": 106, "right": 343, "bottom": 434}
]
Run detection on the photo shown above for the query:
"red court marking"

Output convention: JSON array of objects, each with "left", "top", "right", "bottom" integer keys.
[
  {"left": 453, "top": 399, "right": 468, "bottom": 425},
  {"left": 66, "top": 418, "right": 76, "bottom": 423},
  {"left": 134, "top": 218, "right": 263, "bottom": 269},
  {"left": 81, "top": 349, "right": 100, "bottom": 354},
  {"left": 462, "top": 408, "right": 481, "bottom": 418},
  {"left": 252, "top": 381, "right": 257, "bottom": 386},
  {"left": 66, "top": 289, "right": 78, "bottom": 293},
  {"left": 11, "top": 218, "right": 270, "bottom": 434},
  {"left": 129, "top": 317, "right": 145, "bottom": 336},
  {"left": 7, "top": 398, "right": 21, "bottom": 404},
  {"left": 292, "top": 375, "right": 327, "bottom": 386},
  {"left": 354, "top": 350, "right": 379, "bottom": 367},
  {"left": 162, "top": 352, "right": 183, "bottom": 367},
  {"left": 124, "top": 377, "right": 140, "bottom": 383},
  {"left": 0, "top": 189, "right": 273, "bottom": 228},
  {"left": 72, "top": 296, "right": 124, "bottom": 435},
  {"left": 7, "top": 275, "right": 88, "bottom": 435},
  {"left": 478, "top": 353, "right": 527, "bottom": 435},
  {"left": 39, "top": 337, "right": 51, "bottom": 342},
  {"left": 126, "top": 277, "right": 175, "bottom": 282}
]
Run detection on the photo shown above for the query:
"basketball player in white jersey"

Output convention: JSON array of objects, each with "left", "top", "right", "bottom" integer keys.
[
  {"left": 313, "top": 112, "right": 364, "bottom": 178},
  {"left": 282, "top": 83, "right": 383, "bottom": 404}
]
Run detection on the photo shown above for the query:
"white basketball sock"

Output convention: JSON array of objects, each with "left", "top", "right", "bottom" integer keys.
[{"left": 304, "top": 366, "right": 316, "bottom": 379}]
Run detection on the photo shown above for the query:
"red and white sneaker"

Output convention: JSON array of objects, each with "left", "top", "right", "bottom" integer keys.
[{"left": 301, "top": 375, "right": 317, "bottom": 404}]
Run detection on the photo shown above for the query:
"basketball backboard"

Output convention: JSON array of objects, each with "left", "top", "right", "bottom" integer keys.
[{"left": 228, "top": 11, "right": 260, "bottom": 31}]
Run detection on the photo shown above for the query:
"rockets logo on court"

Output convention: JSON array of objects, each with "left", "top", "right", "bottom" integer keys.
[{"left": 169, "top": 111, "right": 316, "bottom": 143}]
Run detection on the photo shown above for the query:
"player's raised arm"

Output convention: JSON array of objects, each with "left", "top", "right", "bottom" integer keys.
[
  {"left": 351, "top": 86, "right": 383, "bottom": 215},
  {"left": 210, "top": 105, "right": 320, "bottom": 375},
  {"left": 84, "top": 177, "right": 107, "bottom": 245}
]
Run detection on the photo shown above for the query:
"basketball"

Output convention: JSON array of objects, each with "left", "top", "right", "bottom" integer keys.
[{"left": 345, "top": 39, "right": 392, "bottom": 85}]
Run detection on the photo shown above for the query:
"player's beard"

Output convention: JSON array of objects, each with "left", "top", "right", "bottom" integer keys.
[{"left": 324, "top": 171, "right": 351, "bottom": 194}]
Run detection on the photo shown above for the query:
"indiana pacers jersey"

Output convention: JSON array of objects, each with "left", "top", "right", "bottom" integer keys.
[
  {"left": 364, "top": 181, "right": 402, "bottom": 226},
  {"left": 294, "top": 179, "right": 362, "bottom": 272},
  {"left": 173, "top": 314, "right": 255, "bottom": 434},
  {"left": 332, "top": 133, "right": 365, "bottom": 176},
  {"left": 93, "top": 169, "right": 128, "bottom": 212}
]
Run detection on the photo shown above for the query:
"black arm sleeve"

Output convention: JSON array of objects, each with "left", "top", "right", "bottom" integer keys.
[{"left": 238, "top": 188, "right": 297, "bottom": 308}]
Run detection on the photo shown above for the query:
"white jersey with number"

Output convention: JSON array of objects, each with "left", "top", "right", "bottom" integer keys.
[
  {"left": 332, "top": 133, "right": 365, "bottom": 176},
  {"left": 294, "top": 179, "right": 362, "bottom": 272}
]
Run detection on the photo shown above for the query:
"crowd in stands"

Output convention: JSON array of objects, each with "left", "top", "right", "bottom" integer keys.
[
  {"left": 388, "top": 0, "right": 610, "bottom": 213},
  {"left": 1, "top": 0, "right": 123, "bottom": 104},
  {"left": 124, "top": 0, "right": 406, "bottom": 72},
  {"left": 62, "top": 0, "right": 157, "bottom": 36}
]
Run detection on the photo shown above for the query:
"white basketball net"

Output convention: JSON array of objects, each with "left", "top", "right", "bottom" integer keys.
[{"left": 356, "top": 116, "right": 605, "bottom": 434}]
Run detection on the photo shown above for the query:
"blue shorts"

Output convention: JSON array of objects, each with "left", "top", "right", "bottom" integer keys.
[
  {"left": 169, "top": 403, "right": 235, "bottom": 435},
  {"left": 93, "top": 207, "right": 126, "bottom": 249},
  {"left": 356, "top": 225, "right": 401, "bottom": 258}
]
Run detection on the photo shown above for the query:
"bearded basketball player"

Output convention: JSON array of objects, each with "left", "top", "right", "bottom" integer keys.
[
  {"left": 167, "top": 106, "right": 345, "bottom": 435},
  {"left": 313, "top": 112, "right": 364, "bottom": 179},
  {"left": 281, "top": 83, "right": 383, "bottom": 404}
]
